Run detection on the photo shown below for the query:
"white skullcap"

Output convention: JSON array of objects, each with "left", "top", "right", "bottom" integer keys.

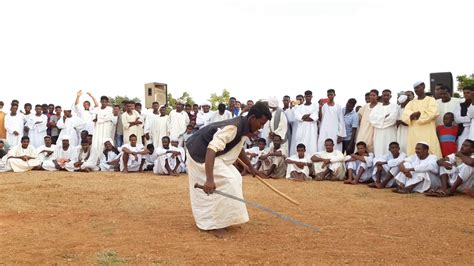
[
  {"left": 61, "top": 135, "right": 71, "bottom": 140},
  {"left": 416, "top": 141, "right": 430, "bottom": 148},
  {"left": 176, "top": 99, "right": 186, "bottom": 105},
  {"left": 103, "top": 138, "right": 113, "bottom": 145},
  {"left": 268, "top": 97, "right": 279, "bottom": 108},
  {"left": 413, "top": 81, "right": 424, "bottom": 88},
  {"left": 201, "top": 101, "right": 211, "bottom": 106},
  {"left": 63, "top": 104, "right": 73, "bottom": 111},
  {"left": 170, "top": 137, "right": 179, "bottom": 142},
  {"left": 398, "top": 95, "right": 408, "bottom": 104}
]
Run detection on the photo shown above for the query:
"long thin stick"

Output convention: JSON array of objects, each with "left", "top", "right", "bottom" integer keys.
[{"left": 236, "top": 157, "right": 300, "bottom": 206}]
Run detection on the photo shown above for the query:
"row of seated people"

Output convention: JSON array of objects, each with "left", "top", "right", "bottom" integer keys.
[
  {"left": 240, "top": 135, "right": 474, "bottom": 197},
  {"left": 0, "top": 134, "right": 186, "bottom": 176}
]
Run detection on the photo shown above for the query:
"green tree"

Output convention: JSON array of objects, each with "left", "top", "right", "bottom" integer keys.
[
  {"left": 209, "top": 89, "right": 231, "bottom": 111},
  {"left": 456, "top": 73, "right": 474, "bottom": 91},
  {"left": 109, "top": 95, "right": 141, "bottom": 106},
  {"left": 166, "top": 92, "right": 195, "bottom": 114}
]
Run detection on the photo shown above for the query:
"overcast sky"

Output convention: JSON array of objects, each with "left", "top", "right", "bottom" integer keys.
[{"left": 1, "top": 0, "right": 473, "bottom": 109}]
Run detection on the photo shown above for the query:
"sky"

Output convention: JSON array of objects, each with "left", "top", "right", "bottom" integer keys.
[{"left": 0, "top": 0, "right": 473, "bottom": 110}]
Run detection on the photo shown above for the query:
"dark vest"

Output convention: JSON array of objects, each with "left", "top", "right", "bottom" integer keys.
[
  {"left": 458, "top": 101, "right": 469, "bottom": 136},
  {"left": 186, "top": 116, "right": 250, "bottom": 163}
]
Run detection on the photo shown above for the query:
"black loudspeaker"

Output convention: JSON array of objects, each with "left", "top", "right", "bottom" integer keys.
[{"left": 430, "top": 72, "right": 453, "bottom": 95}]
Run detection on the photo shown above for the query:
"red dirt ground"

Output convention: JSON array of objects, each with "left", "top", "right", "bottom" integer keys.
[{"left": 0, "top": 171, "right": 472, "bottom": 264}]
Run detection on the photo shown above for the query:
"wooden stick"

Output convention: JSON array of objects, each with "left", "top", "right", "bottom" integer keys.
[{"left": 236, "top": 158, "right": 300, "bottom": 206}]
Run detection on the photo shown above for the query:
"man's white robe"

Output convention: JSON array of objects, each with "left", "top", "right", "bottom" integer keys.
[
  {"left": 122, "top": 110, "right": 143, "bottom": 145},
  {"left": 91, "top": 106, "right": 114, "bottom": 152},
  {"left": 167, "top": 110, "right": 189, "bottom": 146},
  {"left": 65, "top": 146, "right": 99, "bottom": 172},
  {"left": 26, "top": 114, "right": 48, "bottom": 148},
  {"left": 318, "top": 103, "right": 346, "bottom": 152},
  {"left": 440, "top": 153, "right": 474, "bottom": 192},
  {"left": 454, "top": 103, "right": 471, "bottom": 151},
  {"left": 286, "top": 153, "right": 311, "bottom": 180},
  {"left": 436, "top": 98, "right": 462, "bottom": 126},
  {"left": 394, "top": 154, "right": 439, "bottom": 193},
  {"left": 57, "top": 116, "right": 85, "bottom": 147},
  {"left": 369, "top": 103, "right": 398, "bottom": 157},
  {"left": 293, "top": 103, "right": 319, "bottom": 156},
  {"left": 119, "top": 143, "right": 144, "bottom": 172},
  {"left": 99, "top": 150, "right": 121, "bottom": 172},
  {"left": 36, "top": 144, "right": 56, "bottom": 163},
  {"left": 396, "top": 105, "right": 409, "bottom": 154},
  {"left": 5, "top": 144, "right": 41, "bottom": 172},
  {"left": 196, "top": 111, "right": 214, "bottom": 128},
  {"left": 313, "top": 149, "right": 346, "bottom": 180},
  {"left": 42, "top": 145, "right": 75, "bottom": 171},
  {"left": 5, "top": 113, "right": 25, "bottom": 147},
  {"left": 144, "top": 114, "right": 169, "bottom": 148},
  {"left": 371, "top": 152, "right": 407, "bottom": 187}
]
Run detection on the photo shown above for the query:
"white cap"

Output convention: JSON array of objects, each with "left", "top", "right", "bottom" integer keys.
[
  {"left": 170, "top": 137, "right": 179, "bottom": 142},
  {"left": 103, "top": 138, "right": 113, "bottom": 145},
  {"left": 62, "top": 135, "right": 71, "bottom": 140},
  {"left": 398, "top": 95, "right": 408, "bottom": 104},
  {"left": 268, "top": 97, "right": 279, "bottom": 108},
  {"left": 416, "top": 141, "right": 430, "bottom": 148},
  {"left": 201, "top": 101, "right": 211, "bottom": 107},
  {"left": 413, "top": 81, "right": 424, "bottom": 88},
  {"left": 176, "top": 99, "right": 186, "bottom": 105}
]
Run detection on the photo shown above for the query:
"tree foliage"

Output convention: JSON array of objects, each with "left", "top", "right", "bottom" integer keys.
[
  {"left": 209, "top": 89, "right": 231, "bottom": 111},
  {"left": 166, "top": 92, "right": 195, "bottom": 113},
  {"left": 109, "top": 95, "right": 141, "bottom": 106},
  {"left": 456, "top": 73, "right": 474, "bottom": 91}
]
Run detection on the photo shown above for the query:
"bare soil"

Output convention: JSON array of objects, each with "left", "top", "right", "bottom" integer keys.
[{"left": 0, "top": 171, "right": 472, "bottom": 264}]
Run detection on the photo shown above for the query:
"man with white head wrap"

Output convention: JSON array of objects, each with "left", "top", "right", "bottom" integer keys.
[
  {"left": 196, "top": 101, "right": 213, "bottom": 128},
  {"left": 42, "top": 135, "right": 75, "bottom": 171},
  {"left": 167, "top": 99, "right": 189, "bottom": 147},
  {"left": 393, "top": 141, "right": 440, "bottom": 193},
  {"left": 35, "top": 135, "right": 56, "bottom": 163},
  {"left": 57, "top": 104, "right": 85, "bottom": 148},
  {"left": 99, "top": 138, "right": 121, "bottom": 172},
  {"left": 144, "top": 102, "right": 169, "bottom": 148},
  {"left": 265, "top": 97, "right": 289, "bottom": 155},
  {"left": 396, "top": 94, "right": 410, "bottom": 154},
  {"left": 153, "top": 136, "right": 182, "bottom": 175},
  {"left": 65, "top": 139, "right": 99, "bottom": 172}
]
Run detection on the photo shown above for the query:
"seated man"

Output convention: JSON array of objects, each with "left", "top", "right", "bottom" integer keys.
[
  {"left": 36, "top": 135, "right": 56, "bottom": 164},
  {"left": 120, "top": 134, "right": 148, "bottom": 173},
  {"left": 393, "top": 142, "right": 439, "bottom": 194},
  {"left": 369, "top": 142, "right": 407, "bottom": 189},
  {"left": 429, "top": 139, "right": 474, "bottom": 197},
  {"left": 0, "top": 140, "right": 8, "bottom": 172},
  {"left": 153, "top": 136, "right": 182, "bottom": 176},
  {"left": 170, "top": 138, "right": 186, "bottom": 173},
  {"left": 344, "top": 141, "right": 374, "bottom": 184},
  {"left": 285, "top": 143, "right": 312, "bottom": 181},
  {"left": 99, "top": 139, "right": 121, "bottom": 172},
  {"left": 258, "top": 134, "right": 287, "bottom": 179},
  {"left": 3, "top": 136, "right": 42, "bottom": 172},
  {"left": 140, "top": 144, "right": 156, "bottom": 171},
  {"left": 65, "top": 140, "right": 100, "bottom": 172},
  {"left": 42, "top": 136, "right": 75, "bottom": 171},
  {"left": 311, "top": 138, "right": 346, "bottom": 181},
  {"left": 242, "top": 138, "right": 267, "bottom": 175}
]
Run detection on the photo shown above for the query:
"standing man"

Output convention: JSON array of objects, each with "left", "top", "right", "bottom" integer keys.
[
  {"left": 91, "top": 96, "right": 114, "bottom": 151},
  {"left": 49, "top": 105, "right": 62, "bottom": 144},
  {"left": 289, "top": 94, "right": 304, "bottom": 156},
  {"left": 168, "top": 100, "right": 189, "bottom": 146},
  {"left": 25, "top": 104, "right": 48, "bottom": 148},
  {"left": 369, "top": 89, "right": 398, "bottom": 157},
  {"left": 122, "top": 101, "right": 143, "bottom": 145},
  {"left": 74, "top": 90, "right": 98, "bottom": 135},
  {"left": 318, "top": 89, "right": 346, "bottom": 152},
  {"left": 342, "top": 98, "right": 358, "bottom": 155},
  {"left": 57, "top": 106, "right": 84, "bottom": 147},
  {"left": 196, "top": 101, "right": 213, "bottom": 129},
  {"left": 436, "top": 85, "right": 461, "bottom": 126},
  {"left": 356, "top": 90, "right": 380, "bottom": 153},
  {"left": 186, "top": 102, "right": 271, "bottom": 236},
  {"left": 267, "top": 97, "right": 289, "bottom": 155},
  {"left": 144, "top": 103, "right": 169, "bottom": 148},
  {"left": 293, "top": 90, "right": 319, "bottom": 156},
  {"left": 5, "top": 103, "right": 25, "bottom": 147},
  {"left": 401, "top": 81, "right": 442, "bottom": 157},
  {"left": 454, "top": 86, "right": 473, "bottom": 150},
  {"left": 228, "top": 97, "right": 241, "bottom": 117},
  {"left": 396, "top": 94, "right": 411, "bottom": 154}
]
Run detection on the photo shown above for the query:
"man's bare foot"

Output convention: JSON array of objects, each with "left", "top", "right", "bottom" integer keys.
[
  {"left": 203, "top": 228, "right": 228, "bottom": 238},
  {"left": 463, "top": 188, "right": 474, "bottom": 197},
  {"left": 375, "top": 182, "right": 384, "bottom": 189},
  {"left": 350, "top": 180, "right": 358, "bottom": 185},
  {"left": 344, "top": 179, "right": 353, "bottom": 184}
]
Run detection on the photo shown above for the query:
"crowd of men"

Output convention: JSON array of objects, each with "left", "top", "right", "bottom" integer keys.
[{"left": 0, "top": 82, "right": 473, "bottom": 197}]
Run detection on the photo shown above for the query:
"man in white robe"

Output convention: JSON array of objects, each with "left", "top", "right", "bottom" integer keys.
[
  {"left": 167, "top": 101, "right": 190, "bottom": 146},
  {"left": 196, "top": 101, "right": 213, "bottom": 129},
  {"left": 153, "top": 136, "right": 182, "bottom": 175},
  {"left": 258, "top": 135, "right": 287, "bottom": 179},
  {"left": 99, "top": 138, "right": 121, "bottom": 172},
  {"left": 312, "top": 138, "right": 346, "bottom": 181},
  {"left": 57, "top": 107, "right": 85, "bottom": 148},
  {"left": 26, "top": 104, "right": 48, "bottom": 148},
  {"left": 186, "top": 102, "right": 270, "bottom": 235},
  {"left": 144, "top": 103, "right": 169, "bottom": 148},
  {"left": 36, "top": 135, "right": 56, "bottom": 163},
  {"left": 396, "top": 94, "right": 410, "bottom": 154},
  {"left": 91, "top": 96, "right": 114, "bottom": 152},
  {"left": 285, "top": 143, "right": 312, "bottom": 181},
  {"left": 369, "top": 142, "right": 406, "bottom": 188},
  {"left": 122, "top": 102, "right": 143, "bottom": 145},
  {"left": 267, "top": 97, "right": 289, "bottom": 156},
  {"left": 120, "top": 134, "right": 148, "bottom": 172},
  {"left": 65, "top": 140, "right": 99, "bottom": 172},
  {"left": 73, "top": 90, "right": 97, "bottom": 134},
  {"left": 393, "top": 142, "right": 439, "bottom": 193},
  {"left": 369, "top": 89, "right": 398, "bottom": 157},
  {"left": 288, "top": 94, "right": 304, "bottom": 156},
  {"left": 5, "top": 103, "right": 25, "bottom": 147},
  {"left": 42, "top": 137, "right": 75, "bottom": 171},
  {"left": 454, "top": 86, "right": 473, "bottom": 150},
  {"left": 345, "top": 141, "right": 374, "bottom": 184},
  {"left": 4, "top": 136, "right": 41, "bottom": 172},
  {"left": 318, "top": 89, "right": 346, "bottom": 152},
  {"left": 293, "top": 90, "right": 319, "bottom": 156},
  {"left": 209, "top": 103, "right": 232, "bottom": 124},
  {"left": 436, "top": 85, "right": 462, "bottom": 126}
]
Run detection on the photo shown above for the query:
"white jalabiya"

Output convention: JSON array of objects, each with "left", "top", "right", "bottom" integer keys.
[
  {"left": 394, "top": 154, "right": 439, "bottom": 193},
  {"left": 91, "top": 106, "right": 114, "bottom": 152},
  {"left": 285, "top": 153, "right": 311, "bottom": 180},
  {"left": 5, "top": 113, "right": 25, "bottom": 147},
  {"left": 122, "top": 110, "right": 143, "bottom": 145},
  {"left": 436, "top": 98, "right": 462, "bottom": 126},
  {"left": 209, "top": 110, "right": 232, "bottom": 124},
  {"left": 268, "top": 109, "right": 289, "bottom": 155},
  {"left": 57, "top": 116, "right": 85, "bottom": 147},
  {"left": 346, "top": 153, "right": 374, "bottom": 183},
  {"left": 287, "top": 107, "right": 300, "bottom": 156},
  {"left": 144, "top": 113, "right": 169, "bottom": 148},
  {"left": 454, "top": 103, "right": 471, "bottom": 151},
  {"left": 293, "top": 103, "right": 319, "bottom": 156},
  {"left": 65, "top": 146, "right": 100, "bottom": 172},
  {"left": 245, "top": 146, "right": 266, "bottom": 167},
  {"left": 119, "top": 143, "right": 144, "bottom": 172},
  {"left": 26, "top": 114, "right": 48, "bottom": 148},
  {"left": 42, "top": 145, "right": 75, "bottom": 171},
  {"left": 99, "top": 150, "right": 121, "bottom": 172},
  {"left": 73, "top": 105, "right": 95, "bottom": 134},
  {"left": 396, "top": 105, "right": 409, "bottom": 154},
  {"left": 440, "top": 153, "right": 474, "bottom": 192},
  {"left": 468, "top": 104, "right": 474, "bottom": 140},
  {"left": 313, "top": 149, "right": 346, "bottom": 180},
  {"left": 167, "top": 110, "right": 190, "bottom": 145},
  {"left": 371, "top": 152, "right": 407, "bottom": 187},
  {"left": 5, "top": 144, "right": 41, "bottom": 172},
  {"left": 369, "top": 103, "right": 398, "bottom": 157},
  {"left": 153, "top": 146, "right": 181, "bottom": 174},
  {"left": 187, "top": 125, "right": 249, "bottom": 230},
  {"left": 173, "top": 146, "right": 186, "bottom": 173},
  {"left": 318, "top": 103, "right": 346, "bottom": 152},
  {"left": 196, "top": 111, "right": 214, "bottom": 128},
  {"left": 36, "top": 144, "right": 56, "bottom": 163}
]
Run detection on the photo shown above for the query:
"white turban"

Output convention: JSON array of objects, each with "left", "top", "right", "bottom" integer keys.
[
  {"left": 61, "top": 135, "right": 71, "bottom": 140},
  {"left": 201, "top": 101, "right": 211, "bottom": 107},
  {"left": 398, "top": 95, "right": 408, "bottom": 104},
  {"left": 176, "top": 99, "right": 186, "bottom": 105},
  {"left": 170, "top": 137, "right": 179, "bottom": 142},
  {"left": 413, "top": 81, "right": 424, "bottom": 88},
  {"left": 416, "top": 141, "right": 430, "bottom": 148},
  {"left": 268, "top": 97, "right": 279, "bottom": 108},
  {"left": 103, "top": 138, "right": 114, "bottom": 145}
]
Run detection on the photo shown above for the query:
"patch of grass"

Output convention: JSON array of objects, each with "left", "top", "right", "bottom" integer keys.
[
  {"left": 96, "top": 250, "right": 125, "bottom": 265},
  {"left": 61, "top": 252, "right": 79, "bottom": 262},
  {"left": 152, "top": 258, "right": 177, "bottom": 265},
  {"left": 462, "top": 228, "right": 474, "bottom": 235}
]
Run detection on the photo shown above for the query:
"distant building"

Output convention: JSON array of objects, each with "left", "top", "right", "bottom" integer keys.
[{"left": 144, "top": 82, "right": 168, "bottom": 109}]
